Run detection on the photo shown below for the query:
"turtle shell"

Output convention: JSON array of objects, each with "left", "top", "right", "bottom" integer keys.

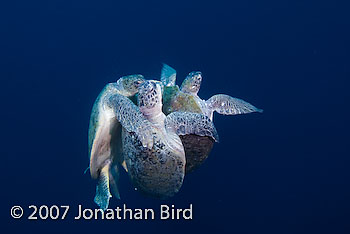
[
  {"left": 162, "top": 86, "right": 216, "bottom": 173},
  {"left": 179, "top": 134, "right": 214, "bottom": 173},
  {"left": 162, "top": 86, "right": 202, "bottom": 115},
  {"left": 122, "top": 129, "right": 185, "bottom": 199}
]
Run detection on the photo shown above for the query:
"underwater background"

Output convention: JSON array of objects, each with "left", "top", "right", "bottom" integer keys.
[{"left": 1, "top": 0, "right": 349, "bottom": 233}]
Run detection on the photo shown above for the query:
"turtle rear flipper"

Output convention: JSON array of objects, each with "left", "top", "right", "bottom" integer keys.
[
  {"left": 206, "top": 94, "right": 263, "bottom": 120},
  {"left": 94, "top": 163, "right": 112, "bottom": 211},
  {"left": 108, "top": 164, "right": 121, "bottom": 200},
  {"left": 91, "top": 121, "right": 121, "bottom": 209}
]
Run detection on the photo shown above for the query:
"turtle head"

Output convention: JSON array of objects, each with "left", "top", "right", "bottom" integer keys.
[
  {"left": 180, "top": 71, "right": 202, "bottom": 95},
  {"left": 117, "top": 74, "right": 145, "bottom": 97},
  {"left": 138, "top": 80, "right": 163, "bottom": 116}
]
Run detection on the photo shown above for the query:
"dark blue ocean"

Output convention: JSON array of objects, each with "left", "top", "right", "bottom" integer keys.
[{"left": 1, "top": 0, "right": 349, "bottom": 233}]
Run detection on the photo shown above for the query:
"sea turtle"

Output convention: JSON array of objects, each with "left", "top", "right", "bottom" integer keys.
[
  {"left": 89, "top": 78, "right": 219, "bottom": 209},
  {"left": 121, "top": 80, "right": 219, "bottom": 199},
  {"left": 160, "top": 64, "right": 263, "bottom": 172},
  {"left": 88, "top": 74, "right": 146, "bottom": 210}
]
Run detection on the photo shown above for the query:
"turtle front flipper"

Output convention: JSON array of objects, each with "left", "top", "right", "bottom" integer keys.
[
  {"left": 94, "top": 162, "right": 112, "bottom": 210},
  {"left": 107, "top": 93, "right": 155, "bottom": 148},
  {"left": 160, "top": 63, "right": 176, "bottom": 87},
  {"left": 206, "top": 94, "right": 263, "bottom": 120}
]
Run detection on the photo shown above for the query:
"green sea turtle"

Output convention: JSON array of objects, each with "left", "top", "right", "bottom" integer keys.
[
  {"left": 160, "top": 64, "right": 263, "bottom": 172},
  {"left": 88, "top": 74, "right": 147, "bottom": 210},
  {"left": 122, "top": 80, "right": 218, "bottom": 199},
  {"left": 89, "top": 78, "right": 218, "bottom": 209}
]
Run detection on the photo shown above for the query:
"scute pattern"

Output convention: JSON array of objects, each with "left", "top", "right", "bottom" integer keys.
[{"left": 122, "top": 129, "right": 185, "bottom": 199}]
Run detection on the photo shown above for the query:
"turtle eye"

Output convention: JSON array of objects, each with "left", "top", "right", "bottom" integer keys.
[{"left": 133, "top": 80, "right": 143, "bottom": 87}]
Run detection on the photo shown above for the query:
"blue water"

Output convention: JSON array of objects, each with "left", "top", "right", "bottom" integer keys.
[{"left": 1, "top": 0, "right": 349, "bottom": 233}]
